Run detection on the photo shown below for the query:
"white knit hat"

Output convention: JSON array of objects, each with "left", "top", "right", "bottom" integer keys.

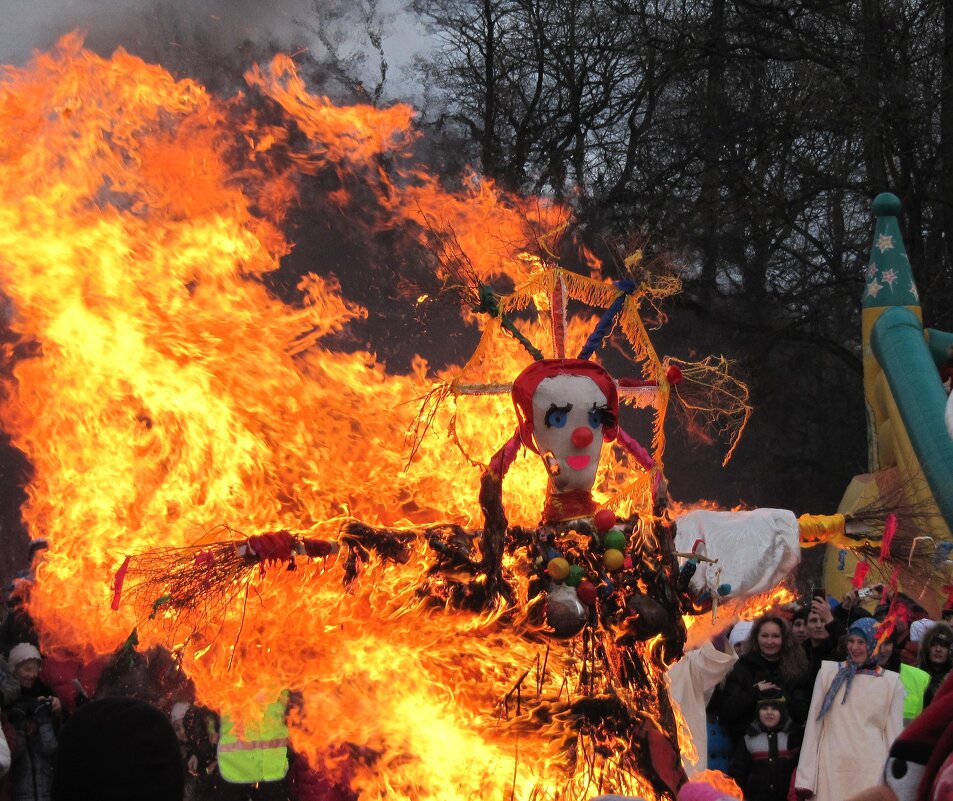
[
  {"left": 7, "top": 642, "right": 42, "bottom": 671},
  {"left": 728, "top": 620, "right": 755, "bottom": 647},
  {"left": 170, "top": 702, "right": 190, "bottom": 722},
  {"left": 910, "top": 618, "right": 937, "bottom": 642}
]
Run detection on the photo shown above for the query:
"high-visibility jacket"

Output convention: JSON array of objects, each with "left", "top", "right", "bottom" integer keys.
[
  {"left": 218, "top": 695, "right": 289, "bottom": 784},
  {"left": 899, "top": 663, "right": 931, "bottom": 723}
]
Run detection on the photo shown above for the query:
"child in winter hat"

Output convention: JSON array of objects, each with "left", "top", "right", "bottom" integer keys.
[{"left": 729, "top": 689, "right": 802, "bottom": 801}]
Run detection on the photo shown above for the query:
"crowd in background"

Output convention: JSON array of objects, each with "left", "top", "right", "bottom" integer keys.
[
  {"left": 693, "top": 589, "right": 953, "bottom": 801},
  {"left": 0, "top": 541, "right": 951, "bottom": 801}
]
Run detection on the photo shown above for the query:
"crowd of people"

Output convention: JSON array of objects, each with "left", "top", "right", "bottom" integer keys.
[
  {"left": 1, "top": 557, "right": 952, "bottom": 801},
  {"left": 694, "top": 590, "right": 953, "bottom": 801}
]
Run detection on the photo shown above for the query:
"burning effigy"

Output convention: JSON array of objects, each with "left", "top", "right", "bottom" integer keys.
[{"left": 0, "top": 35, "right": 767, "bottom": 801}]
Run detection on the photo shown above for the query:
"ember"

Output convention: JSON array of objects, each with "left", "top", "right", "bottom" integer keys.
[{"left": 0, "top": 35, "right": 749, "bottom": 800}]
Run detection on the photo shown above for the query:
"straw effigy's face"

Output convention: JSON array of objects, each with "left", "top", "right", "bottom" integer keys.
[{"left": 530, "top": 373, "right": 611, "bottom": 494}]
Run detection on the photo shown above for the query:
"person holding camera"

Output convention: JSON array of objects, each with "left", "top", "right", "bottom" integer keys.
[{"left": 5, "top": 643, "right": 60, "bottom": 801}]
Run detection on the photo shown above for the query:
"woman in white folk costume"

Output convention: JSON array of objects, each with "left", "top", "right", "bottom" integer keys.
[{"left": 794, "top": 617, "right": 903, "bottom": 801}]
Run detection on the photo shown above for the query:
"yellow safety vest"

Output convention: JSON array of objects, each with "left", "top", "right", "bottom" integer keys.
[
  {"left": 218, "top": 696, "right": 289, "bottom": 784},
  {"left": 899, "top": 663, "right": 931, "bottom": 723}
]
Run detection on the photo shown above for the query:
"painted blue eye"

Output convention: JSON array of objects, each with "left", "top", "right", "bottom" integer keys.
[
  {"left": 545, "top": 406, "right": 569, "bottom": 428},
  {"left": 588, "top": 409, "right": 603, "bottom": 429}
]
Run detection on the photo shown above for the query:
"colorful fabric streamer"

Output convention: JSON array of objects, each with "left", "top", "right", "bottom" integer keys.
[
  {"left": 616, "top": 426, "right": 655, "bottom": 471},
  {"left": 111, "top": 555, "right": 131, "bottom": 611},
  {"left": 880, "top": 513, "right": 897, "bottom": 562},
  {"left": 576, "top": 280, "right": 636, "bottom": 359},
  {"left": 851, "top": 560, "right": 870, "bottom": 589}
]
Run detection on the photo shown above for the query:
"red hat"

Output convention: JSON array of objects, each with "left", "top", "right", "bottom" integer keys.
[{"left": 511, "top": 359, "right": 619, "bottom": 453}]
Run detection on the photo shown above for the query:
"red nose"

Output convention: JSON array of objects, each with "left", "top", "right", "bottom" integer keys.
[{"left": 571, "top": 427, "right": 594, "bottom": 448}]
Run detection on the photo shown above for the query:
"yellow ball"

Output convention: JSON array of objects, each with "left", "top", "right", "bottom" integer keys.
[
  {"left": 603, "top": 548, "right": 625, "bottom": 571},
  {"left": 547, "top": 557, "right": 571, "bottom": 581}
]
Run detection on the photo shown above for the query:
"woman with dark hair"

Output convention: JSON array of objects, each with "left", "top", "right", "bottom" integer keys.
[
  {"left": 714, "top": 615, "right": 812, "bottom": 743},
  {"left": 793, "top": 617, "right": 903, "bottom": 801},
  {"left": 917, "top": 621, "right": 953, "bottom": 707}
]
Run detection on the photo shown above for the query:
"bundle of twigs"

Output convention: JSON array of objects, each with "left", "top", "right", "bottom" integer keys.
[
  {"left": 111, "top": 525, "right": 338, "bottom": 630},
  {"left": 798, "top": 487, "right": 951, "bottom": 592}
]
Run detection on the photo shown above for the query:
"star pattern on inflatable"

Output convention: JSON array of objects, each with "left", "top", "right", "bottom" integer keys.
[
  {"left": 876, "top": 233, "right": 894, "bottom": 253},
  {"left": 865, "top": 277, "right": 884, "bottom": 298},
  {"left": 881, "top": 267, "right": 898, "bottom": 288}
]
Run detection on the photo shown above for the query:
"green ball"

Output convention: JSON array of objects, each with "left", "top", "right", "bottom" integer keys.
[
  {"left": 565, "top": 565, "right": 586, "bottom": 587},
  {"left": 603, "top": 529, "right": 627, "bottom": 551}
]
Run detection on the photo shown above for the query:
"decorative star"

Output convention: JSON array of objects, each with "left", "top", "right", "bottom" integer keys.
[
  {"left": 865, "top": 262, "right": 878, "bottom": 279},
  {"left": 876, "top": 234, "right": 894, "bottom": 253},
  {"left": 866, "top": 278, "right": 884, "bottom": 298},
  {"left": 881, "top": 268, "right": 898, "bottom": 288},
  {"left": 910, "top": 281, "right": 919, "bottom": 301}
]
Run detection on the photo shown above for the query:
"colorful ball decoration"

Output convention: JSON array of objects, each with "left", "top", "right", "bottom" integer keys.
[
  {"left": 603, "top": 529, "right": 626, "bottom": 551},
  {"left": 576, "top": 580, "right": 598, "bottom": 606},
  {"left": 547, "top": 557, "right": 571, "bottom": 581},
  {"left": 545, "top": 584, "right": 588, "bottom": 638},
  {"left": 594, "top": 509, "right": 616, "bottom": 532},
  {"left": 603, "top": 548, "right": 625, "bottom": 571},
  {"left": 565, "top": 564, "right": 586, "bottom": 587}
]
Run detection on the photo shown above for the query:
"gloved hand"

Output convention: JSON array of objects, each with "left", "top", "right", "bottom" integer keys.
[{"left": 32, "top": 698, "right": 54, "bottom": 724}]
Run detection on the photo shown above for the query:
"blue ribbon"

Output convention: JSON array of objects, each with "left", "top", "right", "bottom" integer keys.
[{"left": 577, "top": 280, "right": 636, "bottom": 360}]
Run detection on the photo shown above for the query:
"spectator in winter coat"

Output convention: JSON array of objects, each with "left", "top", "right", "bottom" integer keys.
[
  {"left": 875, "top": 632, "right": 930, "bottom": 724},
  {"left": 5, "top": 643, "right": 60, "bottom": 801},
  {"left": 793, "top": 617, "right": 904, "bottom": 801},
  {"left": 917, "top": 620, "right": 953, "bottom": 708},
  {"left": 0, "top": 658, "right": 20, "bottom": 709},
  {"left": 729, "top": 689, "right": 802, "bottom": 801},
  {"left": 0, "top": 721, "right": 9, "bottom": 778},
  {"left": 801, "top": 597, "right": 847, "bottom": 686},
  {"left": 791, "top": 607, "right": 810, "bottom": 645},
  {"left": 714, "top": 616, "right": 812, "bottom": 745}
]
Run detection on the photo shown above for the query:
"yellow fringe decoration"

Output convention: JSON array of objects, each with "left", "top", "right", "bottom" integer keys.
[{"left": 412, "top": 259, "right": 750, "bottom": 474}]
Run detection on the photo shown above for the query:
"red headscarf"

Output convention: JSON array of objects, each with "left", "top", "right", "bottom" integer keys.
[{"left": 511, "top": 359, "right": 619, "bottom": 453}]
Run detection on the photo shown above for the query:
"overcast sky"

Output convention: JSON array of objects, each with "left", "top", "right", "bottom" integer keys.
[{"left": 0, "top": 0, "right": 429, "bottom": 99}]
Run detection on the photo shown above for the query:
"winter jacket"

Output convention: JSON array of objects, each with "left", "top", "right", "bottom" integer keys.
[
  {"left": 0, "top": 663, "right": 19, "bottom": 709},
  {"left": 729, "top": 719, "right": 802, "bottom": 801},
  {"left": 716, "top": 652, "right": 812, "bottom": 741},
  {"left": 0, "top": 721, "right": 9, "bottom": 777},
  {"left": 7, "top": 694, "right": 56, "bottom": 801},
  {"left": 923, "top": 663, "right": 952, "bottom": 708},
  {"left": 801, "top": 619, "right": 846, "bottom": 684},
  {"left": 897, "top": 663, "right": 931, "bottom": 722}
]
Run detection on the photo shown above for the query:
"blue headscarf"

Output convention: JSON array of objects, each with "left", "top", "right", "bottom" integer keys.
[{"left": 816, "top": 617, "right": 880, "bottom": 720}]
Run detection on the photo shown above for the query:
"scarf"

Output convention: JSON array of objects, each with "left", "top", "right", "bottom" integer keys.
[{"left": 817, "top": 617, "right": 881, "bottom": 720}]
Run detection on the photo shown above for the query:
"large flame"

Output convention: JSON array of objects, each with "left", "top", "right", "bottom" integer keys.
[{"left": 1, "top": 36, "right": 690, "bottom": 800}]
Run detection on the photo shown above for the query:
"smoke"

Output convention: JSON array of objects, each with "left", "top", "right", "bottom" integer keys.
[
  {"left": 0, "top": 0, "right": 425, "bottom": 101},
  {"left": 0, "top": 0, "right": 298, "bottom": 65}
]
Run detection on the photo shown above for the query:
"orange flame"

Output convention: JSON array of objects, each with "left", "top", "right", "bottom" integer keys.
[{"left": 0, "top": 36, "right": 693, "bottom": 800}]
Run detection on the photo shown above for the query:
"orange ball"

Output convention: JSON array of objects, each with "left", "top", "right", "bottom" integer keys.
[
  {"left": 603, "top": 548, "right": 625, "bottom": 571},
  {"left": 547, "top": 557, "right": 571, "bottom": 581}
]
